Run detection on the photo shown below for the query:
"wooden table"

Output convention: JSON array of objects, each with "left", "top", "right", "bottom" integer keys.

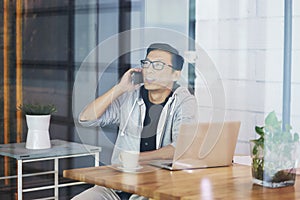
[{"left": 63, "top": 164, "right": 300, "bottom": 200}]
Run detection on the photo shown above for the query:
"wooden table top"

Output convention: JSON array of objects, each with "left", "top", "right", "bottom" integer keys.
[{"left": 63, "top": 164, "right": 300, "bottom": 200}]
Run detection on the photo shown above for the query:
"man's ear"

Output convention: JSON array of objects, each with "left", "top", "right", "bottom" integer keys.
[{"left": 172, "top": 71, "right": 181, "bottom": 81}]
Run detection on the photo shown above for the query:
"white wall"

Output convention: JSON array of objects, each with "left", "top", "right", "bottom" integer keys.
[{"left": 195, "top": 0, "right": 300, "bottom": 155}]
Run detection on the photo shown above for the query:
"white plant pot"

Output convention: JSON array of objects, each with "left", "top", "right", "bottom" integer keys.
[{"left": 25, "top": 115, "right": 51, "bottom": 149}]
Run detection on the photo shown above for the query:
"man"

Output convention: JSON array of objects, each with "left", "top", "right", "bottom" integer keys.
[{"left": 73, "top": 43, "right": 197, "bottom": 200}]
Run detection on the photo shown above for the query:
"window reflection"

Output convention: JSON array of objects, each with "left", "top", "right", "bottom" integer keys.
[{"left": 0, "top": 0, "right": 191, "bottom": 198}]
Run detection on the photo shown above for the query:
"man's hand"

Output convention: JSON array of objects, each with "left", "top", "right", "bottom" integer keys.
[
  {"left": 116, "top": 68, "right": 142, "bottom": 93},
  {"left": 139, "top": 145, "right": 175, "bottom": 164}
]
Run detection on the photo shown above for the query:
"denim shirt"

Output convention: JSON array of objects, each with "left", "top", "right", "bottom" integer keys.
[{"left": 79, "top": 86, "right": 198, "bottom": 165}]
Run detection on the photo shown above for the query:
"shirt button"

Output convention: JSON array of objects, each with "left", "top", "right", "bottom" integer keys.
[{"left": 145, "top": 142, "right": 148, "bottom": 146}]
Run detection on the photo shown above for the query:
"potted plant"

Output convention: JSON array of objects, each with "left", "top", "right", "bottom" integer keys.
[
  {"left": 250, "top": 111, "right": 299, "bottom": 188},
  {"left": 18, "top": 103, "right": 57, "bottom": 149}
]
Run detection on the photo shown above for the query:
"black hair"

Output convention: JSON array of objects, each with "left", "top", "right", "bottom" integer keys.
[{"left": 146, "top": 43, "right": 184, "bottom": 71}]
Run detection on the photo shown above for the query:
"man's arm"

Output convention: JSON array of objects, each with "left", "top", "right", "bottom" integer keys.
[
  {"left": 139, "top": 145, "right": 175, "bottom": 162},
  {"left": 80, "top": 68, "right": 142, "bottom": 121}
]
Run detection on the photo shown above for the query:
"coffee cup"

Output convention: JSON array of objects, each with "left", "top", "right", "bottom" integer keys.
[{"left": 119, "top": 150, "right": 139, "bottom": 169}]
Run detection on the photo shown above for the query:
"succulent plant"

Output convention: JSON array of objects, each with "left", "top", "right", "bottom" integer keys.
[{"left": 18, "top": 103, "right": 57, "bottom": 115}]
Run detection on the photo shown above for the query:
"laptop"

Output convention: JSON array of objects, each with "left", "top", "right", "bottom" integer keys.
[{"left": 149, "top": 121, "right": 241, "bottom": 170}]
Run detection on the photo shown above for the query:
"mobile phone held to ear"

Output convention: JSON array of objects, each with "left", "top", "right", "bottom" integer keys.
[{"left": 131, "top": 71, "right": 143, "bottom": 84}]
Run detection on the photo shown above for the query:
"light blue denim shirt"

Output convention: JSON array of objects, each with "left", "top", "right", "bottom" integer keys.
[{"left": 79, "top": 85, "right": 198, "bottom": 165}]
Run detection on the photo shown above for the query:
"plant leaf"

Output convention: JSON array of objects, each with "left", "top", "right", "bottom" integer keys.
[
  {"left": 255, "top": 126, "right": 264, "bottom": 136},
  {"left": 265, "top": 111, "right": 279, "bottom": 126},
  {"left": 294, "top": 132, "right": 299, "bottom": 142}
]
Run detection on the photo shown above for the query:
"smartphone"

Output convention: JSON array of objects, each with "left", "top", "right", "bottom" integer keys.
[{"left": 131, "top": 71, "right": 143, "bottom": 84}]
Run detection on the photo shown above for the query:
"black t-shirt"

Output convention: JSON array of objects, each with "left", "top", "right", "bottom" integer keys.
[{"left": 140, "top": 86, "right": 172, "bottom": 152}]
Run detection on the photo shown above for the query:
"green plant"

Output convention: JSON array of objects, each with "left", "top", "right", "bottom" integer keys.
[
  {"left": 251, "top": 111, "right": 299, "bottom": 185},
  {"left": 18, "top": 103, "right": 57, "bottom": 115}
]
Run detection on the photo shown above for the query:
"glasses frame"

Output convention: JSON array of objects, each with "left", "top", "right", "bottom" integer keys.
[{"left": 140, "top": 59, "right": 173, "bottom": 70}]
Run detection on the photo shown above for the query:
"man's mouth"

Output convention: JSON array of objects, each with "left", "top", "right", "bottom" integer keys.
[{"left": 145, "top": 77, "right": 155, "bottom": 83}]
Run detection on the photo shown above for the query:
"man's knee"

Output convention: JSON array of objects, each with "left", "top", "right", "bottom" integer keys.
[{"left": 71, "top": 186, "right": 120, "bottom": 200}]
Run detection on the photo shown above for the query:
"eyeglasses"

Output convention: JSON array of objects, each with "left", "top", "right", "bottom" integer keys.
[{"left": 140, "top": 59, "right": 172, "bottom": 70}]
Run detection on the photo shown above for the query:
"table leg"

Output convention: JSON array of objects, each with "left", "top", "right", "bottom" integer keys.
[
  {"left": 17, "top": 160, "right": 22, "bottom": 200},
  {"left": 95, "top": 152, "right": 100, "bottom": 167},
  {"left": 54, "top": 158, "right": 59, "bottom": 199}
]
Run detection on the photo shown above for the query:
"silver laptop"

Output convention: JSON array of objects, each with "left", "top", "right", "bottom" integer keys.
[{"left": 149, "top": 121, "right": 241, "bottom": 170}]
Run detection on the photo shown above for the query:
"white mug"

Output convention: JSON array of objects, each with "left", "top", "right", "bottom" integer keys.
[{"left": 119, "top": 150, "right": 139, "bottom": 169}]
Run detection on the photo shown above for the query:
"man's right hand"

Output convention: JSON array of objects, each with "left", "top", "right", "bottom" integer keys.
[{"left": 116, "top": 68, "right": 142, "bottom": 94}]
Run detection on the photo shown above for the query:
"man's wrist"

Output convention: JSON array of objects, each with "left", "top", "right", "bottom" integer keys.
[{"left": 113, "top": 84, "right": 126, "bottom": 96}]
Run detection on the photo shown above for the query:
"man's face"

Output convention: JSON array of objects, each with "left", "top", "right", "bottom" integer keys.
[{"left": 142, "top": 50, "right": 180, "bottom": 91}]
